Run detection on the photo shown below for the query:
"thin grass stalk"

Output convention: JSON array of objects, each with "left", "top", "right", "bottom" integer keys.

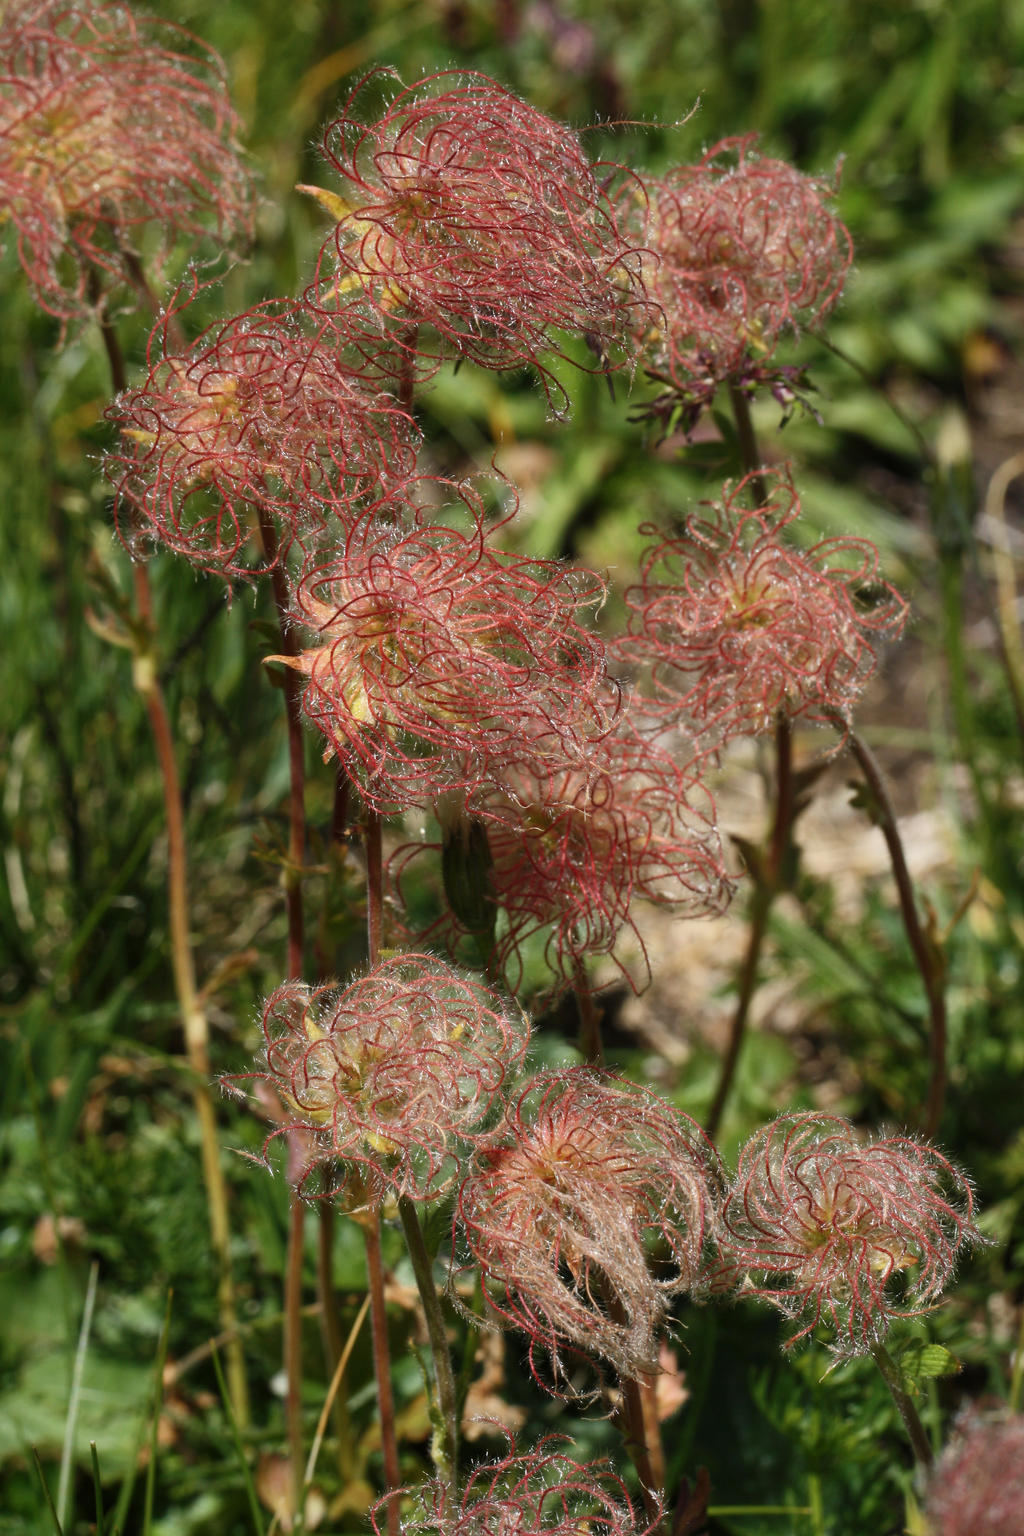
[
  {"left": 304, "top": 1293, "right": 371, "bottom": 1492},
  {"left": 210, "top": 1343, "right": 266, "bottom": 1536},
  {"left": 89, "top": 1443, "right": 104, "bottom": 1536},
  {"left": 57, "top": 1260, "right": 99, "bottom": 1530}
]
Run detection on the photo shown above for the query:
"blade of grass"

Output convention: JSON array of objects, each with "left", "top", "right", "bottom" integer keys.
[
  {"left": 211, "top": 1342, "right": 265, "bottom": 1536},
  {"left": 32, "top": 1447, "right": 64, "bottom": 1536},
  {"left": 304, "top": 1292, "right": 370, "bottom": 1491},
  {"left": 143, "top": 1291, "right": 173, "bottom": 1536},
  {"left": 58, "top": 1259, "right": 99, "bottom": 1527},
  {"left": 90, "top": 1443, "right": 105, "bottom": 1536}
]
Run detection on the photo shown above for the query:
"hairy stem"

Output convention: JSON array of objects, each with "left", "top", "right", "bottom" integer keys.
[
  {"left": 842, "top": 724, "right": 947, "bottom": 1138},
  {"left": 573, "top": 957, "right": 603, "bottom": 1065},
  {"left": 615, "top": 1373, "right": 665, "bottom": 1527},
  {"left": 366, "top": 808, "right": 384, "bottom": 967},
  {"left": 397, "top": 1196, "right": 458, "bottom": 1506},
  {"left": 870, "top": 1342, "right": 934, "bottom": 1469},
  {"left": 363, "top": 1212, "right": 403, "bottom": 1536}
]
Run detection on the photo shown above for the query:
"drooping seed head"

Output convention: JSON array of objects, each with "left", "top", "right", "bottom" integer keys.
[
  {"left": 305, "top": 69, "right": 641, "bottom": 401},
  {"left": 235, "top": 953, "right": 529, "bottom": 1207},
  {"left": 460, "top": 714, "right": 731, "bottom": 990},
  {"left": 0, "top": 0, "right": 253, "bottom": 327},
  {"left": 371, "top": 1435, "right": 658, "bottom": 1536},
  {"left": 458, "top": 1069, "right": 723, "bottom": 1385},
  {"left": 718, "top": 1112, "right": 981, "bottom": 1356},
  {"left": 281, "top": 499, "right": 617, "bottom": 812},
  {"left": 620, "top": 467, "right": 906, "bottom": 746},
  {"left": 626, "top": 137, "right": 851, "bottom": 414},
  {"left": 106, "top": 296, "right": 417, "bottom": 580}
]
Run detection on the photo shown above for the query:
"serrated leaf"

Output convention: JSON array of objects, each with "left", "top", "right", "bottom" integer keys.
[{"left": 897, "top": 1339, "right": 960, "bottom": 1389}]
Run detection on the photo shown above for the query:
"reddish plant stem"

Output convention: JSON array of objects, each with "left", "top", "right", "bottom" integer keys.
[
  {"left": 316, "top": 1203, "right": 354, "bottom": 1481},
  {"left": 92, "top": 280, "right": 248, "bottom": 1424},
  {"left": 843, "top": 726, "right": 947, "bottom": 1137},
  {"left": 366, "top": 808, "right": 384, "bottom": 966},
  {"left": 705, "top": 715, "right": 794, "bottom": 1142},
  {"left": 704, "top": 384, "right": 793, "bottom": 1141},
  {"left": 727, "top": 383, "right": 769, "bottom": 507},
  {"left": 362, "top": 1211, "right": 403, "bottom": 1536},
  {"left": 573, "top": 958, "right": 603, "bottom": 1065},
  {"left": 616, "top": 1373, "right": 664, "bottom": 1525},
  {"left": 256, "top": 509, "right": 306, "bottom": 979}
]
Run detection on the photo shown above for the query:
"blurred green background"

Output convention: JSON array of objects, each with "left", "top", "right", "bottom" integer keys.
[{"left": 2, "top": 0, "right": 1024, "bottom": 1531}]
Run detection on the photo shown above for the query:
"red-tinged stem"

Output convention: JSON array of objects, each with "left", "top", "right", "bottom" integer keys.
[
  {"left": 92, "top": 277, "right": 248, "bottom": 1425},
  {"left": 285, "top": 1192, "right": 307, "bottom": 1525},
  {"left": 256, "top": 509, "right": 306, "bottom": 980},
  {"left": 397, "top": 326, "right": 419, "bottom": 418},
  {"left": 616, "top": 1373, "right": 664, "bottom": 1526},
  {"left": 366, "top": 808, "right": 384, "bottom": 967},
  {"left": 362, "top": 1211, "right": 402, "bottom": 1536},
  {"left": 705, "top": 714, "right": 794, "bottom": 1141},
  {"left": 316, "top": 1203, "right": 354, "bottom": 1481},
  {"left": 704, "top": 385, "right": 794, "bottom": 1140},
  {"left": 870, "top": 1342, "right": 934, "bottom": 1469},
  {"left": 842, "top": 725, "right": 947, "bottom": 1138},
  {"left": 573, "top": 957, "right": 603, "bottom": 1065}
]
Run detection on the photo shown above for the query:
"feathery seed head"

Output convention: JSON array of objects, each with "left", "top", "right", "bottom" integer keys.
[
  {"left": 106, "top": 297, "right": 416, "bottom": 579},
  {"left": 306, "top": 69, "right": 640, "bottom": 394},
  {"left": 718, "top": 1112, "right": 981, "bottom": 1356},
  {"left": 0, "top": 0, "right": 253, "bottom": 327},
  {"left": 621, "top": 468, "right": 907, "bottom": 745},
  {"left": 239, "top": 953, "right": 528, "bottom": 1207},
  {"left": 627, "top": 137, "right": 850, "bottom": 413},
  {"left": 282, "top": 503, "right": 616, "bottom": 813},
  {"left": 372, "top": 1435, "right": 657, "bottom": 1536},
  {"left": 924, "top": 1410, "right": 1024, "bottom": 1536},
  {"left": 458, "top": 1069, "right": 723, "bottom": 1383}
]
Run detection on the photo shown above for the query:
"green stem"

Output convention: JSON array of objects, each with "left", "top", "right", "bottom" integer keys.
[
  {"left": 397, "top": 1196, "right": 458, "bottom": 1504},
  {"left": 870, "top": 1342, "right": 934, "bottom": 1469}
]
